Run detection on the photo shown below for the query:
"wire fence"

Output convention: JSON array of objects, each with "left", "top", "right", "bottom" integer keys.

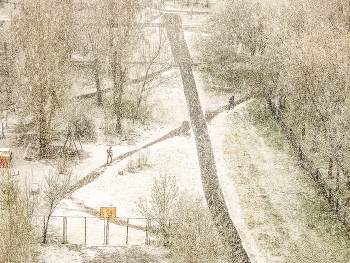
[
  {"left": 266, "top": 97, "right": 350, "bottom": 233},
  {"left": 33, "top": 215, "right": 159, "bottom": 246}
]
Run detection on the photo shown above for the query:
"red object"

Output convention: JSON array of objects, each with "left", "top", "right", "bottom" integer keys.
[
  {"left": 0, "top": 158, "right": 8, "bottom": 168},
  {"left": 0, "top": 148, "right": 11, "bottom": 168}
]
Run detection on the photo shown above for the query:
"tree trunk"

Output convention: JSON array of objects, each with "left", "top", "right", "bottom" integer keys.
[
  {"left": 93, "top": 59, "right": 102, "bottom": 106},
  {"left": 38, "top": 102, "right": 49, "bottom": 159},
  {"left": 112, "top": 53, "right": 126, "bottom": 134},
  {"left": 164, "top": 13, "right": 251, "bottom": 263},
  {"left": 43, "top": 213, "right": 52, "bottom": 244}
]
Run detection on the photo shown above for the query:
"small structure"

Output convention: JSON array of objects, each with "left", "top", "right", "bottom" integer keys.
[
  {"left": 100, "top": 207, "right": 116, "bottom": 219},
  {"left": 63, "top": 123, "right": 82, "bottom": 157},
  {"left": 100, "top": 206, "right": 116, "bottom": 245},
  {"left": 0, "top": 148, "right": 11, "bottom": 168}
]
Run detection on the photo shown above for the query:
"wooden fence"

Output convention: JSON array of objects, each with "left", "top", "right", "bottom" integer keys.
[{"left": 266, "top": 97, "right": 350, "bottom": 233}]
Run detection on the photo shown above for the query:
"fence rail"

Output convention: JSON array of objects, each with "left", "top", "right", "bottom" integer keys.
[
  {"left": 266, "top": 97, "right": 350, "bottom": 233},
  {"left": 34, "top": 215, "right": 158, "bottom": 246}
]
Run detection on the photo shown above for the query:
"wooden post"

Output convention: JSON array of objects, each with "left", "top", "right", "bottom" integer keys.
[
  {"left": 336, "top": 168, "right": 340, "bottom": 191},
  {"left": 328, "top": 188, "right": 332, "bottom": 206},
  {"left": 84, "top": 217, "right": 87, "bottom": 245},
  {"left": 328, "top": 158, "right": 333, "bottom": 178},
  {"left": 63, "top": 217, "right": 67, "bottom": 244},
  {"left": 43, "top": 216, "right": 46, "bottom": 241},
  {"left": 106, "top": 217, "right": 109, "bottom": 245},
  {"left": 126, "top": 218, "right": 129, "bottom": 245},
  {"left": 103, "top": 218, "right": 105, "bottom": 245},
  {"left": 336, "top": 199, "right": 339, "bottom": 214},
  {"left": 145, "top": 219, "right": 149, "bottom": 245},
  {"left": 148, "top": 220, "right": 151, "bottom": 245}
]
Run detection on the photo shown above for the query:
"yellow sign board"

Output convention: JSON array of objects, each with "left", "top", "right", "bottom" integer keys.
[{"left": 100, "top": 207, "right": 116, "bottom": 218}]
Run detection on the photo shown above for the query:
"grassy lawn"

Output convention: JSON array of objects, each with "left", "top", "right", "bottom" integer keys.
[{"left": 222, "top": 100, "right": 350, "bottom": 262}]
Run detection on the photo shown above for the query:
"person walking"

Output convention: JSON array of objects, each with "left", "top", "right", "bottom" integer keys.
[
  {"left": 228, "top": 95, "right": 235, "bottom": 110},
  {"left": 107, "top": 146, "right": 113, "bottom": 164}
]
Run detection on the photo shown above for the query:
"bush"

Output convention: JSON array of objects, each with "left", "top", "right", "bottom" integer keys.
[
  {"left": 127, "top": 148, "right": 150, "bottom": 173},
  {"left": 169, "top": 194, "right": 229, "bottom": 263},
  {"left": 72, "top": 114, "right": 96, "bottom": 141},
  {"left": 137, "top": 174, "right": 229, "bottom": 262},
  {"left": 0, "top": 169, "right": 37, "bottom": 263}
]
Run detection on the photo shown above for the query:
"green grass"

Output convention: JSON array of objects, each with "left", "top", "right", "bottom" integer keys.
[
  {"left": 221, "top": 100, "right": 350, "bottom": 262},
  {"left": 199, "top": 67, "right": 243, "bottom": 96}
]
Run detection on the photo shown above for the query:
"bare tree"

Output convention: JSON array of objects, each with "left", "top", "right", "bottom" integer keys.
[
  {"left": 10, "top": 0, "right": 74, "bottom": 158},
  {"left": 132, "top": 28, "right": 173, "bottom": 122},
  {"left": 42, "top": 165, "right": 74, "bottom": 244},
  {"left": 137, "top": 173, "right": 178, "bottom": 246}
]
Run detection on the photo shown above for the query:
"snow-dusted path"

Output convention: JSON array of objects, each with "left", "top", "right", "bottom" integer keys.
[{"left": 164, "top": 13, "right": 251, "bottom": 263}]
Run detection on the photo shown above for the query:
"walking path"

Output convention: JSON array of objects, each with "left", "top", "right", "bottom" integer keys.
[{"left": 164, "top": 13, "right": 251, "bottom": 263}]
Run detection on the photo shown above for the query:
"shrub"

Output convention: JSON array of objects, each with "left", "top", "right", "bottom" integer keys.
[
  {"left": 137, "top": 174, "right": 229, "bottom": 262},
  {"left": 72, "top": 114, "right": 96, "bottom": 141},
  {"left": 127, "top": 148, "right": 150, "bottom": 173},
  {"left": 0, "top": 169, "right": 37, "bottom": 262}
]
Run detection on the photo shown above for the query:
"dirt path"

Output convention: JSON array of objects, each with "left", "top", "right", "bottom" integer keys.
[{"left": 69, "top": 121, "right": 190, "bottom": 193}]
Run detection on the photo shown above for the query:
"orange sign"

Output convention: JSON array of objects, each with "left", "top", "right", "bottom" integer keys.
[
  {"left": 0, "top": 148, "right": 10, "bottom": 168},
  {"left": 100, "top": 207, "right": 116, "bottom": 218}
]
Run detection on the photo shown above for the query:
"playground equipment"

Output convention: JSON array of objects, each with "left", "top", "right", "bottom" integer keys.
[
  {"left": 0, "top": 148, "right": 11, "bottom": 168},
  {"left": 63, "top": 123, "right": 82, "bottom": 157}
]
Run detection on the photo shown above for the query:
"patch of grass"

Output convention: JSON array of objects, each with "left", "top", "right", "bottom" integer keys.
[
  {"left": 127, "top": 148, "right": 151, "bottom": 173},
  {"left": 199, "top": 67, "right": 243, "bottom": 95},
  {"left": 222, "top": 102, "right": 350, "bottom": 262},
  {"left": 245, "top": 100, "right": 289, "bottom": 152}
]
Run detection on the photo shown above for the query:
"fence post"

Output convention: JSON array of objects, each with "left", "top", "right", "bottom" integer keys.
[
  {"left": 328, "top": 158, "right": 333, "bottom": 179},
  {"left": 328, "top": 188, "right": 332, "bottom": 206},
  {"left": 103, "top": 218, "right": 105, "bottom": 245},
  {"left": 84, "top": 217, "right": 87, "bottom": 246},
  {"left": 106, "top": 218, "right": 109, "bottom": 245},
  {"left": 43, "top": 216, "right": 46, "bottom": 242},
  {"left": 336, "top": 168, "right": 340, "bottom": 191},
  {"left": 316, "top": 168, "right": 319, "bottom": 182},
  {"left": 63, "top": 217, "right": 67, "bottom": 244},
  {"left": 145, "top": 219, "right": 149, "bottom": 245},
  {"left": 126, "top": 218, "right": 129, "bottom": 245},
  {"left": 148, "top": 220, "right": 151, "bottom": 245},
  {"left": 336, "top": 199, "right": 339, "bottom": 214}
]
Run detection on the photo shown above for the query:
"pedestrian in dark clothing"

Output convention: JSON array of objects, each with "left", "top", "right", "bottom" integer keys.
[
  {"left": 107, "top": 146, "right": 113, "bottom": 164},
  {"left": 228, "top": 95, "right": 235, "bottom": 110}
]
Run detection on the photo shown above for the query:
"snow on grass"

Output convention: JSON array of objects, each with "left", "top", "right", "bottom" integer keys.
[
  {"left": 217, "top": 100, "right": 350, "bottom": 262},
  {"left": 71, "top": 134, "right": 202, "bottom": 218}
]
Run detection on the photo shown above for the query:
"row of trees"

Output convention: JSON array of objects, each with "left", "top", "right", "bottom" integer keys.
[
  {"left": 201, "top": 0, "right": 350, "bottom": 193},
  {"left": 1, "top": 0, "right": 171, "bottom": 158}
]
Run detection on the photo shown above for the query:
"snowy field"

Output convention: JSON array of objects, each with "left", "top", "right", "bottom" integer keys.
[{"left": 1, "top": 1, "right": 350, "bottom": 262}]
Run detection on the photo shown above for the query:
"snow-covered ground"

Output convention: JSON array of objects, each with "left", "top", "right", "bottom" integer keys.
[{"left": 2, "top": 3, "right": 350, "bottom": 262}]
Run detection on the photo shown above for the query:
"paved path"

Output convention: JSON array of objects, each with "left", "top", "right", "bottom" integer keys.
[
  {"left": 69, "top": 121, "right": 190, "bottom": 193},
  {"left": 164, "top": 13, "right": 251, "bottom": 263}
]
